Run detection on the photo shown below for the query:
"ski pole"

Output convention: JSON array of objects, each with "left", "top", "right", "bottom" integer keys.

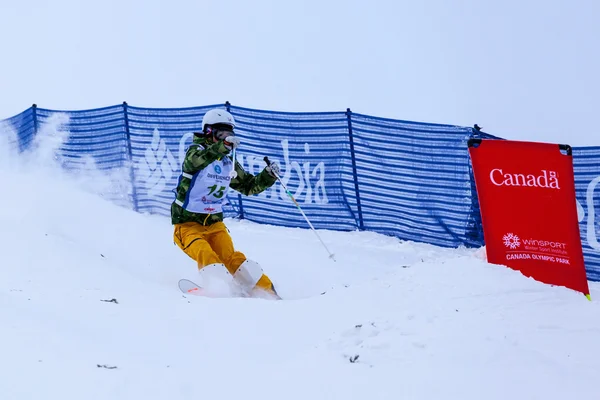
[
  {"left": 230, "top": 147, "right": 238, "bottom": 178},
  {"left": 264, "top": 156, "right": 336, "bottom": 261}
]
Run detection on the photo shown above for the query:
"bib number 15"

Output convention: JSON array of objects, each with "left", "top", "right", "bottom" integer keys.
[{"left": 207, "top": 185, "right": 226, "bottom": 198}]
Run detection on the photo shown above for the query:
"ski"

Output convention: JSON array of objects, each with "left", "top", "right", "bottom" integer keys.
[
  {"left": 178, "top": 278, "right": 208, "bottom": 296},
  {"left": 177, "top": 278, "right": 248, "bottom": 299},
  {"left": 178, "top": 278, "right": 281, "bottom": 300}
]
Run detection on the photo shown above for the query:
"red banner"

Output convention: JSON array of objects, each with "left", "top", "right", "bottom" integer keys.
[{"left": 468, "top": 138, "right": 590, "bottom": 298}]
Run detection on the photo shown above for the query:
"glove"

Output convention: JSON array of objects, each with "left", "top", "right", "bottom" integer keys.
[
  {"left": 265, "top": 161, "right": 281, "bottom": 178},
  {"left": 223, "top": 136, "right": 241, "bottom": 151}
]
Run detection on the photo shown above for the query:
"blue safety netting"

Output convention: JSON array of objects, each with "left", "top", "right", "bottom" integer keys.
[{"left": 1, "top": 102, "right": 598, "bottom": 281}]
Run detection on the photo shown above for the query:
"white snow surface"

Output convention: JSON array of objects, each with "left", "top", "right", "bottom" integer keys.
[{"left": 1, "top": 125, "right": 600, "bottom": 400}]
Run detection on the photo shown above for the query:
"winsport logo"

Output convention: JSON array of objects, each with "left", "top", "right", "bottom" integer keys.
[{"left": 503, "top": 233, "right": 521, "bottom": 249}]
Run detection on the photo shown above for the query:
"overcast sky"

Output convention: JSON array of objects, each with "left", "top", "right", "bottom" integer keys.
[{"left": 1, "top": 0, "right": 598, "bottom": 146}]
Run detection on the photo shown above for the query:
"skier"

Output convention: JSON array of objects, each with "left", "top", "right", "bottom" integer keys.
[{"left": 171, "top": 108, "right": 281, "bottom": 299}]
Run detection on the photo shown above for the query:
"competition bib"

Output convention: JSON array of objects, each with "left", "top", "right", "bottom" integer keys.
[{"left": 183, "top": 157, "right": 234, "bottom": 214}]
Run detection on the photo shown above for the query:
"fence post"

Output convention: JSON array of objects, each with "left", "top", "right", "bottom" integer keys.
[
  {"left": 122, "top": 101, "right": 139, "bottom": 212},
  {"left": 32, "top": 103, "right": 38, "bottom": 135},
  {"left": 226, "top": 100, "right": 245, "bottom": 219},
  {"left": 346, "top": 108, "right": 364, "bottom": 230}
]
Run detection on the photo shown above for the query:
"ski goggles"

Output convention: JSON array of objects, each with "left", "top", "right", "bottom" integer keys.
[{"left": 210, "top": 124, "right": 235, "bottom": 140}]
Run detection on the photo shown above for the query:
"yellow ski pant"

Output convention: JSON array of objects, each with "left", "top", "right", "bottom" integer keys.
[{"left": 173, "top": 221, "right": 274, "bottom": 291}]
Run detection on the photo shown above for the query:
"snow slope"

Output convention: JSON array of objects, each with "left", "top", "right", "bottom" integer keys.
[{"left": 1, "top": 125, "right": 600, "bottom": 400}]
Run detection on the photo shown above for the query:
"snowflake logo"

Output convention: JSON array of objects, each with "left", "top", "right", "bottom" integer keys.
[{"left": 503, "top": 233, "right": 521, "bottom": 249}]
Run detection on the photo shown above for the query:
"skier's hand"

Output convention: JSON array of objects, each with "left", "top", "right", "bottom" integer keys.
[
  {"left": 265, "top": 161, "right": 281, "bottom": 178},
  {"left": 223, "top": 136, "right": 241, "bottom": 151}
]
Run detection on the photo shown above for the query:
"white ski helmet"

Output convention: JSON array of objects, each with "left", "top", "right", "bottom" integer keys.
[{"left": 202, "top": 109, "right": 235, "bottom": 132}]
